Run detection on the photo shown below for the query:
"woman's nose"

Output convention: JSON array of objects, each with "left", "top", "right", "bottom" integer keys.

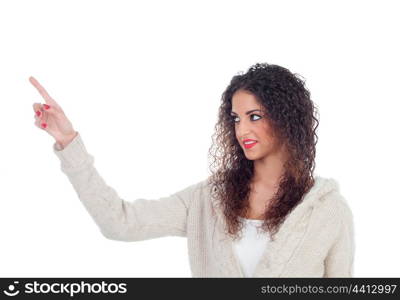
[{"left": 237, "top": 121, "right": 251, "bottom": 137}]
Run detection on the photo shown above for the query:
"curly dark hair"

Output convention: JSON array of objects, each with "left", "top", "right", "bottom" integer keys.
[{"left": 207, "top": 62, "right": 320, "bottom": 241}]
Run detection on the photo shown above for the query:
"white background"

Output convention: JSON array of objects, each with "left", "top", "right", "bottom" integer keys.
[{"left": 0, "top": 0, "right": 399, "bottom": 277}]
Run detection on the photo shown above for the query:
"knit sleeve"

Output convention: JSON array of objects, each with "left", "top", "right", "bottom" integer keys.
[
  {"left": 323, "top": 197, "right": 355, "bottom": 277},
  {"left": 52, "top": 131, "right": 199, "bottom": 242}
]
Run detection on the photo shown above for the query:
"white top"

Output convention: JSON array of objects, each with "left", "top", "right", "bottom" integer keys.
[{"left": 232, "top": 217, "right": 270, "bottom": 277}]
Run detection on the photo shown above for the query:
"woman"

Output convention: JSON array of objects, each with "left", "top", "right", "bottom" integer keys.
[{"left": 30, "top": 63, "right": 355, "bottom": 277}]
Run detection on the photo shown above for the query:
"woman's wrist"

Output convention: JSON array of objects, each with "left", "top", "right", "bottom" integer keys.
[{"left": 56, "top": 131, "right": 78, "bottom": 149}]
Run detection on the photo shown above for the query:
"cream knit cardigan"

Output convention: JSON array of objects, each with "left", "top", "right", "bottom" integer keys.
[{"left": 53, "top": 132, "right": 355, "bottom": 277}]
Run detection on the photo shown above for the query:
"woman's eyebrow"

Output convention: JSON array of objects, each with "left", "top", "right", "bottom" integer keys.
[{"left": 230, "top": 109, "right": 262, "bottom": 115}]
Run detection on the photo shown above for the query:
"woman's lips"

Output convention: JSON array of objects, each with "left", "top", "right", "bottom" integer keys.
[{"left": 244, "top": 141, "right": 258, "bottom": 149}]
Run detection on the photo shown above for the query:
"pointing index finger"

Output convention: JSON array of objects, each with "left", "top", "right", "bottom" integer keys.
[{"left": 29, "top": 76, "right": 56, "bottom": 105}]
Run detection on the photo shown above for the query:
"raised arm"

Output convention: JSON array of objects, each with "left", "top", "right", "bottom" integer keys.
[
  {"left": 53, "top": 132, "right": 198, "bottom": 241},
  {"left": 30, "top": 76, "right": 199, "bottom": 241}
]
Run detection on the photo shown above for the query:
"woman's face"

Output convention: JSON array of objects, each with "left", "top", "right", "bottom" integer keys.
[{"left": 231, "top": 89, "right": 283, "bottom": 161}]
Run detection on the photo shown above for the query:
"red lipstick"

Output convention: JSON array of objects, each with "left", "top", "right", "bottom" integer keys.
[{"left": 243, "top": 139, "right": 258, "bottom": 149}]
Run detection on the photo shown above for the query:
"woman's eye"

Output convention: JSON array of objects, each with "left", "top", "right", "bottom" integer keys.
[{"left": 231, "top": 114, "right": 262, "bottom": 123}]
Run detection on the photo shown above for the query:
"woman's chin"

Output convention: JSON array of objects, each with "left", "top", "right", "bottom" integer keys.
[{"left": 244, "top": 152, "right": 260, "bottom": 161}]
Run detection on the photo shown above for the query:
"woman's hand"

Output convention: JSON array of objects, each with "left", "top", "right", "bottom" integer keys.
[{"left": 30, "top": 76, "right": 77, "bottom": 148}]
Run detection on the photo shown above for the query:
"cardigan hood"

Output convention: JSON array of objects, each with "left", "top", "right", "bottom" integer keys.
[
  {"left": 208, "top": 175, "right": 341, "bottom": 228},
  {"left": 208, "top": 175, "right": 340, "bottom": 214}
]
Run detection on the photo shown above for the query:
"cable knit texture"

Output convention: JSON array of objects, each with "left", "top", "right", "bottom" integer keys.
[{"left": 53, "top": 132, "right": 355, "bottom": 277}]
